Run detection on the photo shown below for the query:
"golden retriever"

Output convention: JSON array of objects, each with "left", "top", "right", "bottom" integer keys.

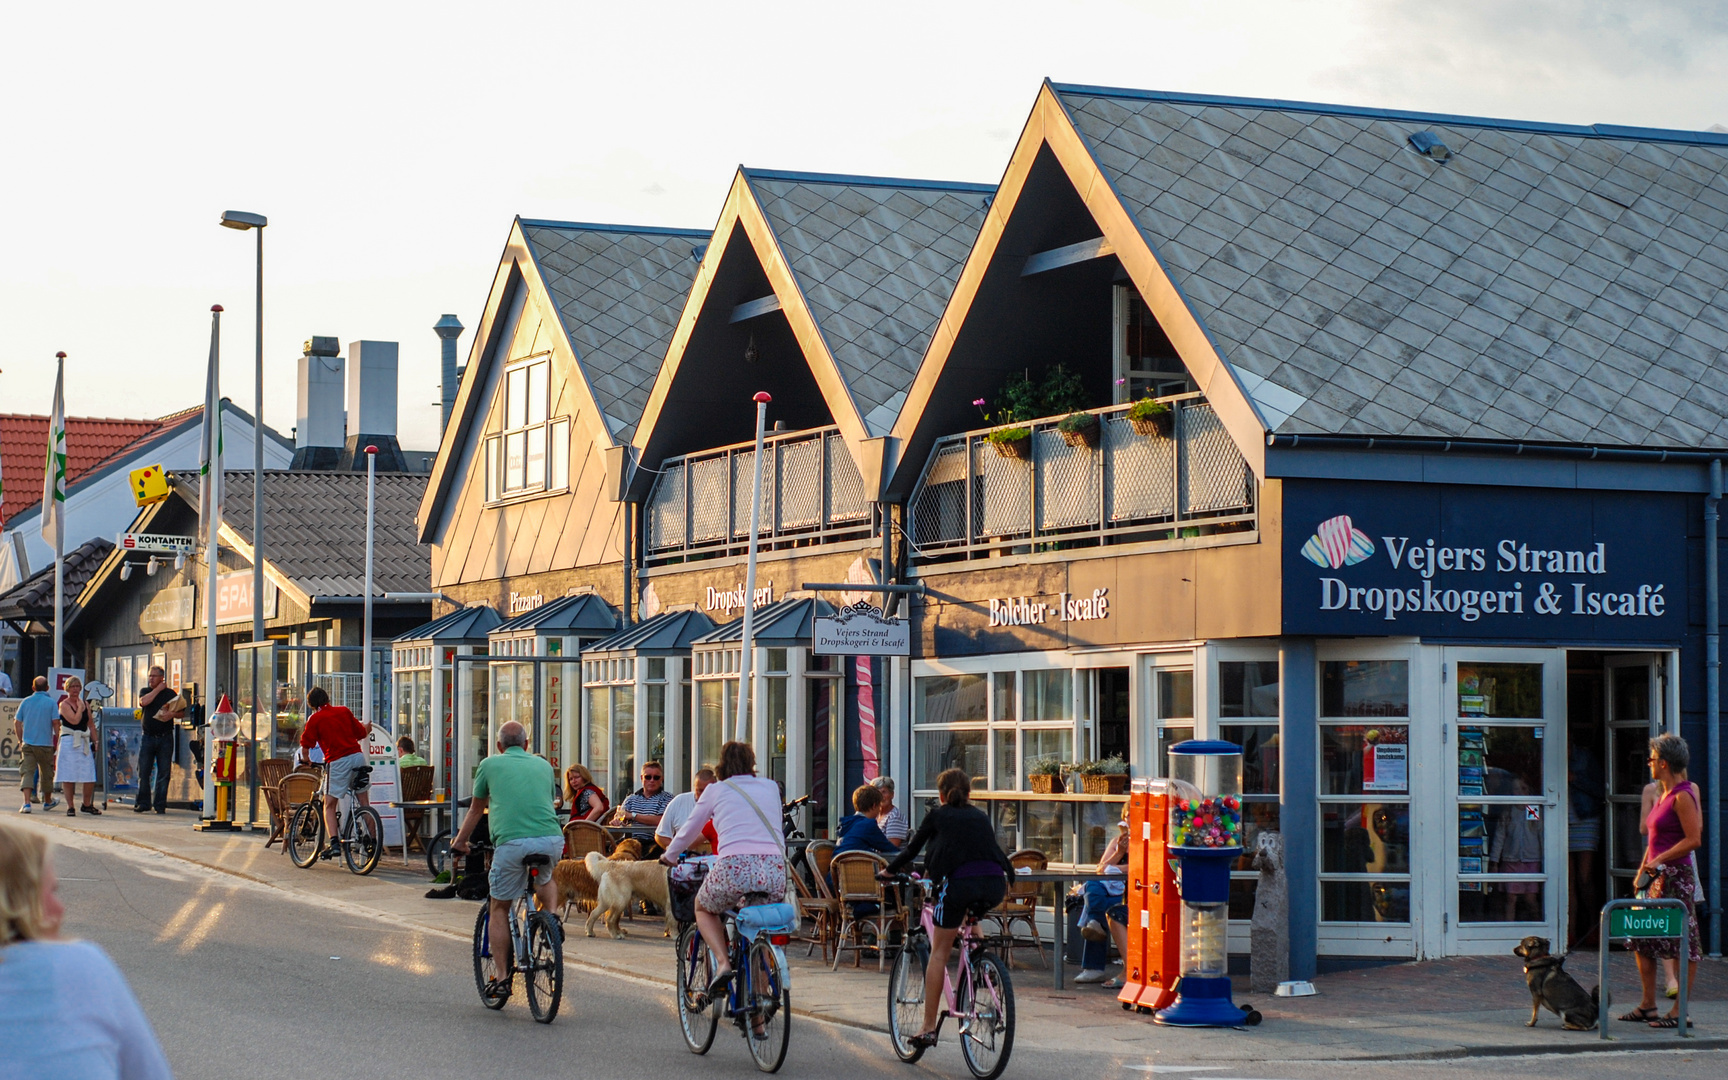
[
  {"left": 584, "top": 849, "right": 675, "bottom": 939},
  {"left": 553, "top": 838, "right": 646, "bottom": 920}
]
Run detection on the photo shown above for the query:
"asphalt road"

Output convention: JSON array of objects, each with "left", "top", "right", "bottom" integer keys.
[{"left": 46, "top": 830, "right": 1725, "bottom": 1080}]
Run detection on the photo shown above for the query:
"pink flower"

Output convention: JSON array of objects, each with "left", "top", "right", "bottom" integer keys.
[
  {"left": 972, "top": 398, "right": 986, "bottom": 407},
  {"left": 1115, "top": 378, "right": 1126, "bottom": 385}
]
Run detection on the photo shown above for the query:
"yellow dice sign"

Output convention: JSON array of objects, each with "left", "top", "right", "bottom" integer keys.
[{"left": 130, "top": 464, "right": 170, "bottom": 507}]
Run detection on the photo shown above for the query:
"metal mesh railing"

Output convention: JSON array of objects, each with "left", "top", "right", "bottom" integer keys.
[
  {"left": 643, "top": 425, "right": 877, "bottom": 563},
  {"left": 906, "top": 395, "right": 1255, "bottom": 560}
]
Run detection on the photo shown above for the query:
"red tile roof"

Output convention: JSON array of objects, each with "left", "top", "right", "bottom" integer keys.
[{"left": 0, "top": 411, "right": 197, "bottom": 524}]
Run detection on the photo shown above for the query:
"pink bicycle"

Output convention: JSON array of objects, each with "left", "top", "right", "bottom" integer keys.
[{"left": 884, "top": 874, "right": 1015, "bottom": 1079}]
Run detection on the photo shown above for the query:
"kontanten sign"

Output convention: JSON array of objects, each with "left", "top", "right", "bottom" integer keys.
[
  {"left": 813, "top": 603, "right": 910, "bottom": 656},
  {"left": 1281, "top": 479, "right": 1687, "bottom": 640}
]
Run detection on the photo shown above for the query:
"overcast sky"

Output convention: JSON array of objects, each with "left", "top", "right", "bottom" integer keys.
[{"left": 3, "top": 0, "right": 1723, "bottom": 453}]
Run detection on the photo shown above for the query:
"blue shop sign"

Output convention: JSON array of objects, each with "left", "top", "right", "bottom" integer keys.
[{"left": 1282, "top": 480, "right": 1687, "bottom": 640}]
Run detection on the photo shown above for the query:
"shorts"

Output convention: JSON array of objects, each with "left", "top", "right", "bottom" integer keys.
[
  {"left": 326, "top": 752, "right": 370, "bottom": 796},
  {"left": 488, "top": 835, "right": 566, "bottom": 901},
  {"left": 697, "top": 854, "right": 786, "bottom": 914},
  {"left": 934, "top": 875, "right": 1006, "bottom": 929}
]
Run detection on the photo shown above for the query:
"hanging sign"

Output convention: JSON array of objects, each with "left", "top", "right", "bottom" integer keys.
[
  {"left": 813, "top": 602, "right": 910, "bottom": 656},
  {"left": 118, "top": 532, "right": 197, "bottom": 554}
]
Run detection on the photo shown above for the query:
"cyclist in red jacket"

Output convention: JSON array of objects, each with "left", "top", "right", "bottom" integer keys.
[{"left": 299, "top": 687, "right": 371, "bottom": 860}]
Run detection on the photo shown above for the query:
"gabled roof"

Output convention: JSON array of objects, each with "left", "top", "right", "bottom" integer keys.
[
  {"left": 1, "top": 411, "right": 183, "bottom": 523},
  {"left": 490, "top": 591, "right": 619, "bottom": 637},
  {"left": 693, "top": 597, "right": 834, "bottom": 647},
  {"left": 220, "top": 471, "right": 430, "bottom": 599},
  {"left": 519, "top": 220, "right": 712, "bottom": 443},
  {"left": 0, "top": 537, "right": 113, "bottom": 621},
  {"left": 583, "top": 608, "right": 715, "bottom": 654},
  {"left": 397, "top": 605, "right": 503, "bottom": 644},
  {"left": 631, "top": 169, "right": 992, "bottom": 498},
  {"left": 1046, "top": 83, "right": 1728, "bottom": 447}
]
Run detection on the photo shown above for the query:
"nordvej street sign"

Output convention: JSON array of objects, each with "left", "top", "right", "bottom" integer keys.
[
  {"left": 813, "top": 603, "right": 911, "bottom": 657},
  {"left": 118, "top": 531, "right": 197, "bottom": 554},
  {"left": 1609, "top": 906, "right": 1684, "bottom": 938}
]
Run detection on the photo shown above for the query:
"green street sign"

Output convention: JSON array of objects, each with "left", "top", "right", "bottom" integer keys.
[{"left": 1610, "top": 906, "right": 1684, "bottom": 938}]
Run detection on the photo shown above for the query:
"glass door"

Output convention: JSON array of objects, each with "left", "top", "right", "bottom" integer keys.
[
  {"left": 1603, "top": 655, "right": 1660, "bottom": 900},
  {"left": 1443, "top": 649, "right": 1566, "bottom": 953}
]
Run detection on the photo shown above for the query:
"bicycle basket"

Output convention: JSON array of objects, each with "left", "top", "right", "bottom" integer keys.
[{"left": 668, "top": 858, "right": 712, "bottom": 925}]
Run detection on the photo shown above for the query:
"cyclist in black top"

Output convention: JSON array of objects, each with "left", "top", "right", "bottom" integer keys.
[{"left": 881, "top": 767, "right": 1012, "bottom": 1048}]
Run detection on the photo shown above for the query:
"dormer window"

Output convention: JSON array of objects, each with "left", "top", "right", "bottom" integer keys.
[{"left": 483, "top": 353, "right": 571, "bottom": 502}]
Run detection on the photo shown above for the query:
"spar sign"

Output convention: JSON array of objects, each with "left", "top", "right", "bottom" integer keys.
[{"left": 1281, "top": 480, "right": 1686, "bottom": 641}]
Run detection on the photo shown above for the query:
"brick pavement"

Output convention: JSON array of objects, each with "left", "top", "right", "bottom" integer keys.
[{"left": 23, "top": 805, "right": 1727, "bottom": 1062}]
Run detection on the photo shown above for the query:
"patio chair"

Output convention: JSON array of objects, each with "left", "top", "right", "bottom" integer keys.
[
  {"left": 257, "top": 759, "right": 292, "bottom": 848},
  {"left": 829, "top": 851, "right": 904, "bottom": 971},
  {"left": 983, "top": 848, "right": 1047, "bottom": 967},
  {"left": 563, "top": 818, "right": 615, "bottom": 860},
  {"left": 398, "top": 765, "right": 434, "bottom": 853},
  {"left": 807, "top": 839, "right": 837, "bottom": 891},
  {"left": 276, "top": 772, "right": 323, "bottom": 854},
  {"left": 790, "top": 865, "right": 840, "bottom": 965}
]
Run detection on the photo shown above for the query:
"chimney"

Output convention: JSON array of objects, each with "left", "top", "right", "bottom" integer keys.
[
  {"left": 292, "top": 336, "right": 344, "bottom": 469},
  {"left": 434, "top": 314, "right": 464, "bottom": 435},
  {"left": 341, "top": 339, "right": 407, "bottom": 471}
]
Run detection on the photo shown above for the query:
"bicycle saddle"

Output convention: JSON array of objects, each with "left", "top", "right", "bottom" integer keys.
[{"left": 522, "top": 853, "right": 554, "bottom": 868}]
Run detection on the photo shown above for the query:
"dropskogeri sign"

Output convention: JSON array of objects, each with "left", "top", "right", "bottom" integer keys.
[{"left": 1281, "top": 480, "right": 1686, "bottom": 640}]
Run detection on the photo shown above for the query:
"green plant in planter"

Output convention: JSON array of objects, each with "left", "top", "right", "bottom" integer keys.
[
  {"left": 1080, "top": 754, "right": 1128, "bottom": 776},
  {"left": 1026, "top": 754, "right": 1064, "bottom": 777},
  {"left": 985, "top": 424, "right": 1032, "bottom": 447},
  {"left": 1057, "top": 411, "right": 1098, "bottom": 435},
  {"left": 1126, "top": 397, "right": 1171, "bottom": 423}
]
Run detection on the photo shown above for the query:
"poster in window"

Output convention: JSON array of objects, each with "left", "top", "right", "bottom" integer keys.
[{"left": 1363, "top": 743, "right": 1407, "bottom": 792}]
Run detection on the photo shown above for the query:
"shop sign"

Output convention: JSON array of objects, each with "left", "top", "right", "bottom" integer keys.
[
  {"left": 813, "top": 603, "right": 910, "bottom": 656},
  {"left": 213, "top": 572, "right": 278, "bottom": 625},
  {"left": 118, "top": 531, "right": 196, "bottom": 554},
  {"left": 987, "top": 588, "right": 1110, "bottom": 627},
  {"left": 140, "top": 585, "right": 196, "bottom": 635},
  {"left": 706, "top": 581, "right": 774, "bottom": 615},
  {"left": 509, "top": 590, "right": 544, "bottom": 614},
  {"left": 1282, "top": 480, "right": 1686, "bottom": 640}
]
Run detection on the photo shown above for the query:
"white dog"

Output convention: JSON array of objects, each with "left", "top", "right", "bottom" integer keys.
[{"left": 583, "top": 850, "right": 676, "bottom": 939}]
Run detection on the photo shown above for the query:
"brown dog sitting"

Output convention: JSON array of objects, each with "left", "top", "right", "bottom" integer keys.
[
  {"left": 552, "top": 838, "right": 646, "bottom": 920},
  {"left": 1512, "top": 936, "right": 1598, "bottom": 1030}
]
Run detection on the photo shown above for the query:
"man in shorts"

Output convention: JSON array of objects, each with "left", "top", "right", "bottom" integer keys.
[
  {"left": 298, "top": 686, "right": 371, "bottom": 860},
  {"left": 452, "top": 720, "right": 563, "bottom": 986}
]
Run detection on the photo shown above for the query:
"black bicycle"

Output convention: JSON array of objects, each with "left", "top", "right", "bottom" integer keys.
[
  {"left": 287, "top": 764, "right": 383, "bottom": 875},
  {"left": 472, "top": 843, "right": 564, "bottom": 1024}
]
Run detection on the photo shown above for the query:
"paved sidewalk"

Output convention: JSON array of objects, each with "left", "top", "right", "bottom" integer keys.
[{"left": 28, "top": 806, "right": 1728, "bottom": 1062}]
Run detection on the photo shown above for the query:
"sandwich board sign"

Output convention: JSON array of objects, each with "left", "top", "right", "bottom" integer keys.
[{"left": 813, "top": 603, "right": 910, "bottom": 657}]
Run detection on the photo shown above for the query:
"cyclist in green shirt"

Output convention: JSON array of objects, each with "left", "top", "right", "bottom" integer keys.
[{"left": 452, "top": 721, "right": 563, "bottom": 984}]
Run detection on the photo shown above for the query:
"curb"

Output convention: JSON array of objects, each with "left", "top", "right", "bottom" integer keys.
[{"left": 1342, "top": 1035, "right": 1728, "bottom": 1062}]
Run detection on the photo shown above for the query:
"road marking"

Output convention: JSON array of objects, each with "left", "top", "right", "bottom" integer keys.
[{"left": 1124, "top": 1069, "right": 1230, "bottom": 1073}]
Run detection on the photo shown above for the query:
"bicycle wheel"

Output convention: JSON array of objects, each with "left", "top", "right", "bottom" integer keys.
[
  {"left": 957, "top": 951, "right": 1014, "bottom": 1080},
  {"left": 675, "top": 923, "right": 720, "bottom": 1054},
  {"left": 745, "top": 938, "right": 791, "bottom": 1073},
  {"left": 426, "top": 830, "right": 451, "bottom": 879},
  {"left": 473, "top": 905, "right": 510, "bottom": 1009},
  {"left": 286, "top": 803, "right": 325, "bottom": 869},
  {"left": 887, "top": 937, "right": 930, "bottom": 1062},
  {"left": 524, "top": 911, "right": 563, "bottom": 1023},
  {"left": 343, "top": 806, "right": 384, "bottom": 876}
]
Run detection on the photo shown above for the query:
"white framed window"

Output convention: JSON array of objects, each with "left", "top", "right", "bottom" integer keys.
[
  {"left": 1317, "top": 651, "right": 1414, "bottom": 928},
  {"left": 1113, "top": 286, "right": 1195, "bottom": 403},
  {"left": 1212, "top": 651, "right": 1281, "bottom": 922},
  {"left": 482, "top": 354, "right": 570, "bottom": 503}
]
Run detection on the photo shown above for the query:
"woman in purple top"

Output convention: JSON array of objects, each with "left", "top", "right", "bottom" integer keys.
[{"left": 1619, "top": 733, "right": 1702, "bottom": 1028}]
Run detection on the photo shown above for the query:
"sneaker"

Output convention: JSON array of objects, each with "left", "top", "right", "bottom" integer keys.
[
  {"left": 320, "top": 842, "right": 342, "bottom": 860},
  {"left": 1073, "top": 968, "right": 1107, "bottom": 984},
  {"left": 18, "top": 802, "right": 30, "bottom": 814},
  {"left": 43, "top": 796, "right": 58, "bottom": 810},
  {"left": 1079, "top": 919, "right": 1108, "bottom": 943}
]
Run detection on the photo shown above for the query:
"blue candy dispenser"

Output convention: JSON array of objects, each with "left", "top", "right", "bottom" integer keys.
[{"left": 1155, "top": 740, "right": 1248, "bottom": 1028}]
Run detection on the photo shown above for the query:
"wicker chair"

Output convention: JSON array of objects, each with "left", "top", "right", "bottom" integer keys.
[
  {"left": 829, "top": 851, "right": 903, "bottom": 971},
  {"left": 398, "top": 765, "right": 434, "bottom": 852},
  {"left": 276, "top": 772, "right": 323, "bottom": 854},
  {"left": 807, "top": 839, "right": 837, "bottom": 891},
  {"left": 984, "top": 849, "right": 1048, "bottom": 967},
  {"left": 563, "top": 819, "right": 614, "bottom": 860},
  {"left": 790, "top": 866, "right": 840, "bottom": 964},
  {"left": 257, "top": 759, "right": 292, "bottom": 847}
]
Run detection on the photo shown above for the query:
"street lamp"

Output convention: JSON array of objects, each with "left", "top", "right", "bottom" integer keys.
[{"left": 219, "top": 210, "right": 267, "bottom": 647}]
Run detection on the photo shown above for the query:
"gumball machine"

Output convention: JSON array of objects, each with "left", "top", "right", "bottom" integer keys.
[{"left": 1155, "top": 740, "right": 1247, "bottom": 1027}]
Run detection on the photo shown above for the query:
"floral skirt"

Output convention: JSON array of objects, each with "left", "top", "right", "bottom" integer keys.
[
  {"left": 1633, "top": 861, "right": 1702, "bottom": 962},
  {"left": 697, "top": 854, "right": 786, "bottom": 914}
]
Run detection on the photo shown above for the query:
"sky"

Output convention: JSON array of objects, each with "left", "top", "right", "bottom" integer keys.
[{"left": 2, "top": 0, "right": 1724, "bottom": 454}]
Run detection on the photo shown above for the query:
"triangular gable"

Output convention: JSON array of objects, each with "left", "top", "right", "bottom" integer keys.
[
  {"left": 630, "top": 169, "right": 991, "bottom": 500},
  {"left": 418, "top": 218, "right": 707, "bottom": 542},
  {"left": 889, "top": 81, "right": 1269, "bottom": 493}
]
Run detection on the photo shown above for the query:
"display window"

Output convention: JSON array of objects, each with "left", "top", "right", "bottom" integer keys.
[{"left": 1318, "top": 656, "right": 1413, "bottom": 927}]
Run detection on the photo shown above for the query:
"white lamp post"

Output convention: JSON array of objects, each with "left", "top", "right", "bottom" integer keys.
[
  {"left": 219, "top": 210, "right": 267, "bottom": 646},
  {"left": 735, "top": 392, "right": 770, "bottom": 741}
]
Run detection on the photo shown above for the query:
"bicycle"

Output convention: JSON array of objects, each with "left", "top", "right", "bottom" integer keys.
[
  {"left": 286, "top": 763, "right": 384, "bottom": 876},
  {"left": 884, "top": 874, "right": 1015, "bottom": 1080},
  {"left": 471, "top": 841, "right": 564, "bottom": 1024},
  {"left": 671, "top": 857, "right": 794, "bottom": 1073}
]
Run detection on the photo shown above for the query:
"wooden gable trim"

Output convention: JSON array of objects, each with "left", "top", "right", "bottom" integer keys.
[{"left": 889, "top": 82, "right": 1268, "bottom": 488}]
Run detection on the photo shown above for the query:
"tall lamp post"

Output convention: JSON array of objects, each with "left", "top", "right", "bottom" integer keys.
[{"left": 219, "top": 210, "right": 267, "bottom": 646}]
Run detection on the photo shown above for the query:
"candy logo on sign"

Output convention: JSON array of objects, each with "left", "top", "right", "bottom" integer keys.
[{"left": 1300, "top": 515, "right": 1375, "bottom": 569}]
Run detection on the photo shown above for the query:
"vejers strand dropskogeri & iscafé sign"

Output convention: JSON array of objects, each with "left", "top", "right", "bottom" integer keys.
[{"left": 1281, "top": 480, "right": 1686, "bottom": 640}]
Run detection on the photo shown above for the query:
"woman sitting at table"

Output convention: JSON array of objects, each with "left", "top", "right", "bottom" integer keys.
[
  {"left": 562, "top": 764, "right": 609, "bottom": 822},
  {"left": 1074, "top": 812, "right": 1131, "bottom": 989}
]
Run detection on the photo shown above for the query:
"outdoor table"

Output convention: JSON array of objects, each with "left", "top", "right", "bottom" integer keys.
[
  {"left": 388, "top": 799, "right": 451, "bottom": 868},
  {"left": 1015, "top": 869, "right": 1116, "bottom": 991}
]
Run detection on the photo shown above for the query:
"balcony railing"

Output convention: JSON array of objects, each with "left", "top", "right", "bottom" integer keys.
[
  {"left": 643, "top": 425, "right": 875, "bottom": 565},
  {"left": 906, "top": 394, "right": 1255, "bottom": 562}
]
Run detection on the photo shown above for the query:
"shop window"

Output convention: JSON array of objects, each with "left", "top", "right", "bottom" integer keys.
[
  {"left": 915, "top": 728, "right": 986, "bottom": 790},
  {"left": 612, "top": 687, "right": 635, "bottom": 805},
  {"left": 1154, "top": 668, "right": 1194, "bottom": 767},
  {"left": 483, "top": 356, "right": 571, "bottom": 502},
  {"left": 1319, "top": 658, "right": 1411, "bottom": 926},
  {"left": 1456, "top": 662, "right": 1542, "bottom": 719},
  {"left": 1453, "top": 660, "right": 1547, "bottom": 924},
  {"left": 1219, "top": 660, "right": 1280, "bottom": 919},
  {"left": 916, "top": 674, "right": 988, "bottom": 724},
  {"left": 765, "top": 676, "right": 789, "bottom": 787},
  {"left": 645, "top": 683, "right": 667, "bottom": 771}
]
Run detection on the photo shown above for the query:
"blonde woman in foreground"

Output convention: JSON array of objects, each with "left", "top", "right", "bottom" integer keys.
[{"left": 0, "top": 821, "right": 173, "bottom": 1078}]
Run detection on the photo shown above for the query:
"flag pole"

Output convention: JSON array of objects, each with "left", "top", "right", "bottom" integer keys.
[
  {"left": 43, "top": 353, "right": 67, "bottom": 670},
  {"left": 735, "top": 392, "right": 770, "bottom": 742},
  {"left": 202, "top": 307, "right": 223, "bottom": 823}
]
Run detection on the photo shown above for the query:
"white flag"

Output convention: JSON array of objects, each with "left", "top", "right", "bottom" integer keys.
[
  {"left": 198, "top": 310, "right": 223, "bottom": 539},
  {"left": 40, "top": 355, "right": 66, "bottom": 550}
]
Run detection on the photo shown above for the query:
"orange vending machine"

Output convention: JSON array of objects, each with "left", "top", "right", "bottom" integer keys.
[{"left": 1120, "top": 777, "right": 1181, "bottom": 1013}]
